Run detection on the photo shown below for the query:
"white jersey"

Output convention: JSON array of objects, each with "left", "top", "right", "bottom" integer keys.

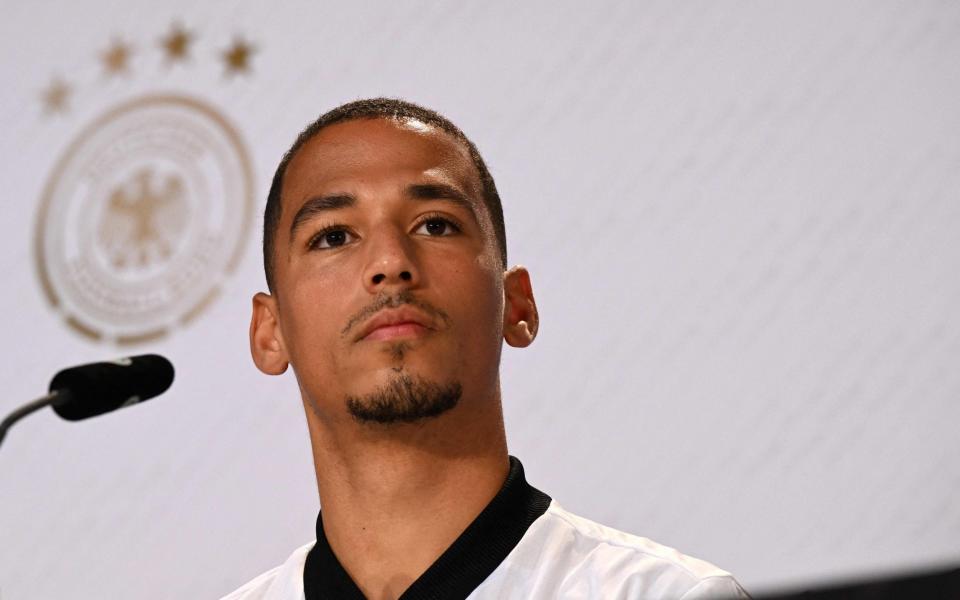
[
  {"left": 473, "top": 501, "right": 747, "bottom": 599},
  {"left": 222, "top": 459, "right": 748, "bottom": 600}
]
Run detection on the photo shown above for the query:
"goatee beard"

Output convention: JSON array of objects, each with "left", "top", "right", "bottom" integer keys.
[{"left": 345, "top": 372, "right": 462, "bottom": 424}]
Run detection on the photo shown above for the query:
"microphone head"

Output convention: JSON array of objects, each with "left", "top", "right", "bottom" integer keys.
[{"left": 48, "top": 354, "right": 175, "bottom": 421}]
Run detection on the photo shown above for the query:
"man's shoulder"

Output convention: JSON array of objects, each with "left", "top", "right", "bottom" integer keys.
[
  {"left": 473, "top": 501, "right": 749, "bottom": 599},
  {"left": 543, "top": 502, "right": 731, "bottom": 579},
  {"left": 219, "top": 542, "right": 313, "bottom": 600}
]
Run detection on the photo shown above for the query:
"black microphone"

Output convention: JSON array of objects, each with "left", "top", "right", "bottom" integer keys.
[
  {"left": 0, "top": 354, "right": 175, "bottom": 449},
  {"left": 49, "top": 354, "right": 175, "bottom": 421}
]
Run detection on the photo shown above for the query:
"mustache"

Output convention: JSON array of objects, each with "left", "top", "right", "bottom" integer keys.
[{"left": 340, "top": 291, "right": 451, "bottom": 339}]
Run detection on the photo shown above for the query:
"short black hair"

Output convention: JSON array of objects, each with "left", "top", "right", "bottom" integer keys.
[{"left": 262, "top": 97, "right": 506, "bottom": 292}]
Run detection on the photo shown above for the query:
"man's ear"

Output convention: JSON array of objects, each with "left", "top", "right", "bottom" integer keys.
[
  {"left": 503, "top": 266, "right": 539, "bottom": 348},
  {"left": 250, "top": 292, "right": 290, "bottom": 375}
]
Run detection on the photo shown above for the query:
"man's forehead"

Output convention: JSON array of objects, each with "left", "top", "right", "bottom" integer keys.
[
  {"left": 277, "top": 117, "right": 491, "bottom": 245},
  {"left": 283, "top": 118, "right": 480, "bottom": 198}
]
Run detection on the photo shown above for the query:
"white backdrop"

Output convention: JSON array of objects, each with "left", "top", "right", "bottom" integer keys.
[{"left": 2, "top": 1, "right": 959, "bottom": 598}]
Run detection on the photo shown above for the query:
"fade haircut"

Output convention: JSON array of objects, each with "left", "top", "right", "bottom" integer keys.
[{"left": 262, "top": 97, "right": 507, "bottom": 292}]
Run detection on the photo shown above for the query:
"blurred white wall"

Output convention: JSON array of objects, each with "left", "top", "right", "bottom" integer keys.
[{"left": 1, "top": 1, "right": 958, "bottom": 598}]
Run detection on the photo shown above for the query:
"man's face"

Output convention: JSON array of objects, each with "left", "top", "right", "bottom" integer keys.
[{"left": 262, "top": 118, "right": 507, "bottom": 424}]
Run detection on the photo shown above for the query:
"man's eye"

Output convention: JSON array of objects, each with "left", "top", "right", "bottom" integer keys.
[
  {"left": 311, "top": 228, "right": 355, "bottom": 249},
  {"left": 415, "top": 217, "right": 460, "bottom": 237}
]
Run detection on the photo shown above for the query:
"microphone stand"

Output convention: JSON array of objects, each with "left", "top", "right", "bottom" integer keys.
[{"left": 0, "top": 389, "right": 71, "bottom": 450}]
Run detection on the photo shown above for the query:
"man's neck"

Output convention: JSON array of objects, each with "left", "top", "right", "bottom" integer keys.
[{"left": 304, "top": 397, "right": 510, "bottom": 600}]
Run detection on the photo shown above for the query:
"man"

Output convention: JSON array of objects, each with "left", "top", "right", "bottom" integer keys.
[{"left": 226, "top": 98, "right": 749, "bottom": 599}]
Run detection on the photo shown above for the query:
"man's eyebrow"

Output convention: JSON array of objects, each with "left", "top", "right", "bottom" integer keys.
[
  {"left": 289, "top": 194, "right": 355, "bottom": 242},
  {"left": 406, "top": 183, "right": 479, "bottom": 219}
]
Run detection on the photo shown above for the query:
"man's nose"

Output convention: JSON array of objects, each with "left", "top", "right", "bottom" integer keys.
[{"left": 362, "top": 228, "right": 420, "bottom": 292}]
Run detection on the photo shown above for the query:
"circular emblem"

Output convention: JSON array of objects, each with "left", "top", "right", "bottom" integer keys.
[{"left": 35, "top": 94, "right": 254, "bottom": 344}]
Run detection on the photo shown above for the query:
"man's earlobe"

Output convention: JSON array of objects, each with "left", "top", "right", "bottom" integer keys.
[
  {"left": 503, "top": 266, "right": 539, "bottom": 348},
  {"left": 250, "top": 292, "right": 290, "bottom": 375}
]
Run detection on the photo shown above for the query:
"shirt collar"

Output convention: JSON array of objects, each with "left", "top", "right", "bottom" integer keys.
[{"left": 303, "top": 456, "right": 551, "bottom": 600}]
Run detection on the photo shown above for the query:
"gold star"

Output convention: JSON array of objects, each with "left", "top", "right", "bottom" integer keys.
[
  {"left": 160, "top": 23, "right": 193, "bottom": 63},
  {"left": 222, "top": 38, "right": 255, "bottom": 75},
  {"left": 101, "top": 39, "right": 132, "bottom": 74},
  {"left": 41, "top": 78, "right": 71, "bottom": 114}
]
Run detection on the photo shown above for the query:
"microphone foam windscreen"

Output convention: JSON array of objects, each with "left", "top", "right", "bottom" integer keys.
[{"left": 49, "top": 354, "right": 175, "bottom": 421}]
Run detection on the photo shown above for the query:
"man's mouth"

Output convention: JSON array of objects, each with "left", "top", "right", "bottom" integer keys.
[
  {"left": 363, "top": 321, "right": 430, "bottom": 342},
  {"left": 355, "top": 306, "right": 435, "bottom": 342}
]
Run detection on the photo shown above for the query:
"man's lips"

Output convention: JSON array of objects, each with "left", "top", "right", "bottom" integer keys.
[
  {"left": 363, "top": 322, "right": 430, "bottom": 342},
  {"left": 355, "top": 306, "right": 435, "bottom": 342}
]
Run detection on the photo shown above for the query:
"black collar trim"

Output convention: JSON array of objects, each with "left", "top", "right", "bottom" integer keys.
[{"left": 303, "top": 456, "right": 551, "bottom": 600}]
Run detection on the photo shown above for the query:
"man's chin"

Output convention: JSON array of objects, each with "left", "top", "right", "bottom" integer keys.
[{"left": 344, "top": 371, "right": 462, "bottom": 425}]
